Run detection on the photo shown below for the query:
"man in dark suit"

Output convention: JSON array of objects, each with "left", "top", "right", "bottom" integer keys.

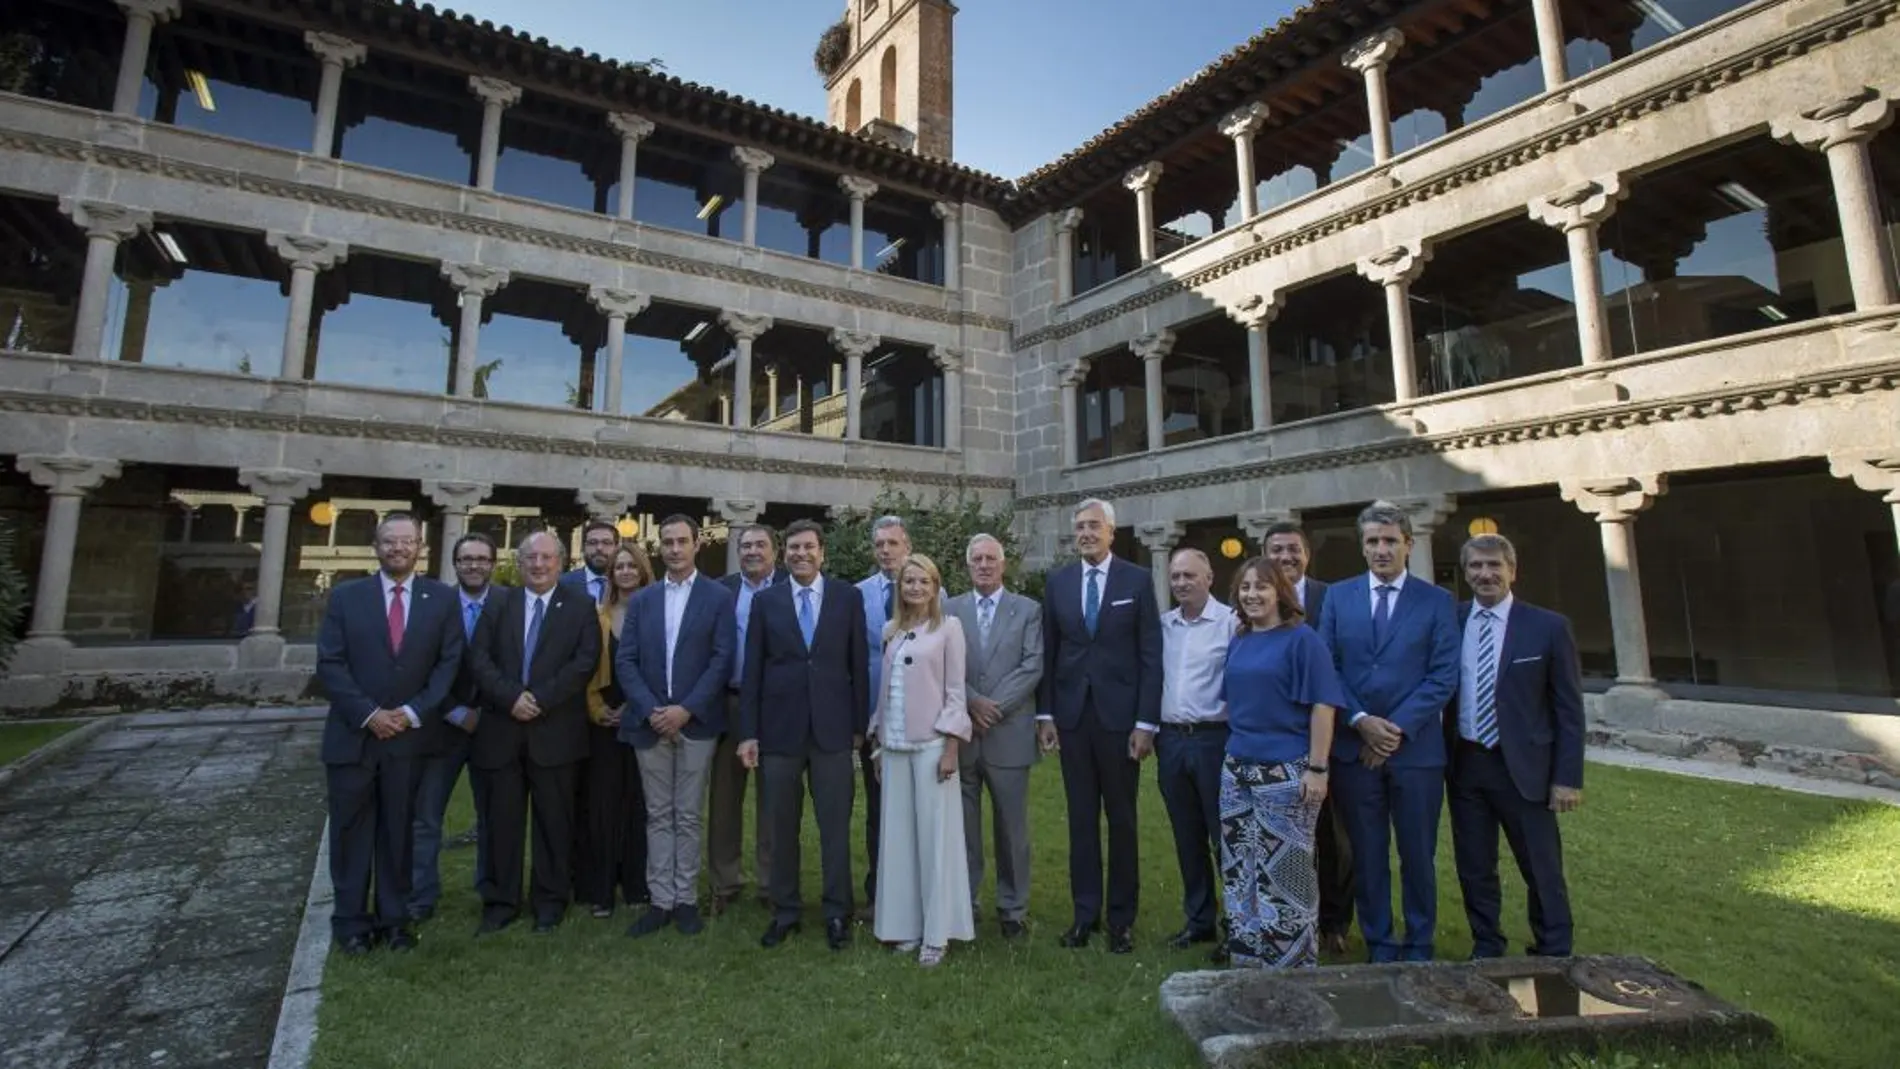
[
  {"left": 852, "top": 515, "right": 912, "bottom": 915},
  {"left": 315, "top": 512, "right": 463, "bottom": 955},
  {"left": 738, "top": 519, "right": 869, "bottom": 951},
  {"left": 1264, "top": 519, "right": 1351, "bottom": 954},
  {"left": 409, "top": 532, "right": 497, "bottom": 922},
  {"left": 465, "top": 530, "right": 601, "bottom": 935},
  {"left": 708, "top": 523, "right": 786, "bottom": 912},
  {"left": 1447, "top": 533, "right": 1584, "bottom": 958},
  {"left": 1037, "top": 497, "right": 1162, "bottom": 954},
  {"left": 617, "top": 514, "right": 735, "bottom": 938},
  {"left": 1316, "top": 500, "right": 1458, "bottom": 963},
  {"left": 563, "top": 519, "right": 621, "bottom": 605}
]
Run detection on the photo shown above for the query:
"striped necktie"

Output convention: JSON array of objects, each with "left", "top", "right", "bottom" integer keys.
[{"left": 1471, "top": 609, "right": 1499, "bottom": 747}]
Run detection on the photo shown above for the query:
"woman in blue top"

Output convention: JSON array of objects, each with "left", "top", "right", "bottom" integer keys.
[{"left": 1218, "top": 556, "right": 1348, "bottom": 968}]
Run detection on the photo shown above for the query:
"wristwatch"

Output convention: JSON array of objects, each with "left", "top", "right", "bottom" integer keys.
[{"left": 1306, "top": 763, "right": 1328, "bottom": 775}]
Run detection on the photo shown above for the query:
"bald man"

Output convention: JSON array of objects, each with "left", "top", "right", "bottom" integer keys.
[{"left": 1156, "top": 547, "right": 1236, "bottom": 950}]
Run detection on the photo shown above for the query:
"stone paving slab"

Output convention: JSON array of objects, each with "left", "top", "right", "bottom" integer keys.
[{"left": 0, "top": 712, "right": 328, "bottom": 1069}]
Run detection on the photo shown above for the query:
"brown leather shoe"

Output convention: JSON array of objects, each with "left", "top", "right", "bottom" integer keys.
[{"left": 1321, "top": 930, "right": 1351, "bottom": 956}]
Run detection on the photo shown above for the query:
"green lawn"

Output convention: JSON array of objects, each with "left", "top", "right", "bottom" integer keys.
[
  {"left": 0, "top": 720, "right": 81, "bottom": 768},
  {"left": 312, "top": 762, "right": 1899, "bottom": 1069}
]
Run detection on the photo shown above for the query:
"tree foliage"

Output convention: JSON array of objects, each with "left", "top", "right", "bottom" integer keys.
[
  {"left": 0, "top": 518, "right": 31, "bottom": 668},
  {"left": 822, "top": 486, "right": 1022, "bottom": 597}
]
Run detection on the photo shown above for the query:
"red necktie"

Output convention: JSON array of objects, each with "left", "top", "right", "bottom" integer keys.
[{"left": 388, "top": 583, "right": 406, "bottom": 653}]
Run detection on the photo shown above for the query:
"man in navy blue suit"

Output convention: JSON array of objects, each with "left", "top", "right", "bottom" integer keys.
[
  {"left": 1037, "top": 497, "right": 1162, "bottom": 954},
  {"left": 1315, "top": 501, "right": 1458, "bottom": 962},
  {"left": 1447, "top": 534, "right": 1584, "bottom": 958},
  {"left": 738, "top": 519, "right": 869, "bottom": 951},
  {"left": 563, "top": 519, "right": 621, "bottom": 605},
  {"left": 617, "top": 514, "right": 735, "bottom": 939},
  {"left": 315, "top": 512, "right": 463, "bottom": 955},
  {"left": 708, "top": 523, "right": 787, "bottom": 912}
]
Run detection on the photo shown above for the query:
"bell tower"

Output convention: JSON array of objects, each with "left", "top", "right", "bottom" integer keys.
[{"left": 818, "top": 0, "right": 955, "bottom": 159}]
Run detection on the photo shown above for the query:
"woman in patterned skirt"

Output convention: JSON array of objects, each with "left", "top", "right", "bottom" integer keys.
[{"left": 1218, "top": 556, "right": 1348, "bottom": 968}]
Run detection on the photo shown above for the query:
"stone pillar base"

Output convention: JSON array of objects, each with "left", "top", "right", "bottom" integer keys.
[
  {"left": 1597, "top": 683, "right": 1670, "bottom": 730},
  {"left": 10, "top": 636, "right": 72, "bottom": 675},
  {"left": 236, "top": 633, "right": 288, "bottom": 670}
]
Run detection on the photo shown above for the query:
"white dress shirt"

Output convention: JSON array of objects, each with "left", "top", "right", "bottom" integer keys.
[
  {"left": 1161, "top": 598, "right": 1234, "bottom": 725},
  {"left": 662, "top": 571, "right": 697, "bottom": 696},
  {"left": 1457, "top": 593, "right": 1514, "bottom": 743},
  {"left": 371, "top": 572, "right": 420, "bottom": 728}
]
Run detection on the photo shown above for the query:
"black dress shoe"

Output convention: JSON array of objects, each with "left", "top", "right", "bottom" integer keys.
[
  {"left": 1108, "top": 927, "right": 1134, "bottom": 954},
  {"left": 1208, "top": 944, "right": 1232, "bottom": 966},
  {"left": 1058, "top": 923, "right": 1096, "bottom": 948},
  {"left": 338, "top": 934, "right": 375, "bottom": 956},
  {"left": 826, "top": 917, "right": 851, "bottom": 950},
  {"left": 626, "top": 907, "right": 672, "bottom": 938},
  {"left": 474, "top": 915, "right": 515, "bottom": 937},
  {"left": 386, "top": 927, "right": 419, "bottom": 953},
  {"left": 673, "top": 904, "right": 705, "bottom": 936},
  {"left": 1168, "top": 927, "right": 1217, "bottom": 949},
  {"left": 1000, "top": 919, "right": 1028, "bottom": 940},
  {"left": 408, "top": 905, "right": 435, "bottom": 924},
  {"left": 532, "top": 916, "right": 560, "bottom": 935},
  {"left": 760, "top": 920, "right": 801, "bottom": 948}
]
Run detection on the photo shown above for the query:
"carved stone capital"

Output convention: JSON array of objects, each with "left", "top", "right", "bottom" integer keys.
[
  {"left": 266, "top": 232, "right": 348, "bottom": 272},
  {"left": 1058, "top": 360, "right": 1091, "bottom": 388},
  {"left": 422, "top": 479, "right": 493, "bottom": 514},
  {"left": 1053, "top": 207, "right": 1085, "bottom": 234},
  {"left": 711, "top": 497, "right": 763, "bottom": 524},
  {"left": 576, "top": 488, "right": 630, "bottom": 521},
  {"left": 468, "top": 76, "right": 522, "bottom": 109},
  {"left": 931, "top": 201, "right": 959, "bottom": 222},
  {"left": 1356, "top": 242, "right": 1431, "bottom": 287},
  {"left": 1240, "top": 509, "right": 1300, "bottom": 545},
  {"left": 928, "top": 346, "right": 962, "bottom": 373},
  {"left": 828, "top": 328, "right": 880, "bottom": 358},
  {"left": 839, "top": 175, "right": 879, "bottom": 201},
  {"left": 1219, "top": 102, "right": 1270, "bottom": 140},
  {"left": 1392, "top": 493, "right": 1457, "bottom": 532},
  {"left": 1560, "top": 475, "right": 1668, "bottom": 523},
  {"left": 1828, "top": 452, "right": 1900, "bottom": 504},
  {"left": 1225, "top": 292, "right": 1283, "bottom": 329},
  {"left": 1528, "top": 175, "right": 1627, "bottom": 233},
  {"left": 1343, "top": 27, "right": 1406, "bottom": 74},
  {"left": 441, "top": 262, "right": 510, "bottom": 298},
  {"left": 1135, "top": 521, "right": 1185, "bottom": 552},
  {"left": 238, "top": 467, "right": 322, "bottom": 507},
  {"left": 17, "top": 455, "right": 121, "bottom": 497},
  {"left": 1771, "top": 87, "right": 1893, "bottom": 153},
  {"left": 1123, "top": 161, "right": 1164, "bottom": 194},
  {"left": 59, "top": 198, "right": 151, "bottom": 242},
  {"left": 588, "top": 286, "right": 651, "bottom": 320},
  {"left": 606, "top": 112, "right": 656, "bottom": 143},
  {"left": 732, "top": 146, "right": 776, "bottom": 173},
  {"left": 304, "top": 31, "right": 367, "bottom": 69},
  {"left": 115, "top": 0, "right": 181, "bottom": 24},
  {"left": 1131, "top": 329, "right": 1176, "bottom": 362},
  {"left": 719, "top": 310, "right": 774, "bottom": 343}
]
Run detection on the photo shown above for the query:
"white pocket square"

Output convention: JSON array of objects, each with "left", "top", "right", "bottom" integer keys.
[
  {"left": 1512, "top": 655, "right": 1543, "bottom": 664},
  {"left": 1110, "top": 598, "right": 1134, "bottom": 607}
]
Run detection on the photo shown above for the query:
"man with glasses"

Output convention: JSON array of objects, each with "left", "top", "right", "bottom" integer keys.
[{"left": 566, "top": 520, "right": 622, "bottom": 605}]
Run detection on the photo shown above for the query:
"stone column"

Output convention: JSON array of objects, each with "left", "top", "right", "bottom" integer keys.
[
  {"left": 929, "top": 347, "right": 963, "bottom": 451},
  {"left": 267, "top": 233, "right": 348, "bottom": 381},
  {"left": 576, "top": 488, "right": 630, "bottom": 524},
  {"left": 1771, "top": 90, "right": 1898, "bottom": 310},
  {"left": 1393, "top": 494, "right": 1456, "bottom": 583},
  {"left": 59, "top": 200, "right": 151, "bottom": 362},
  {"left": 1132, "top": 330, "right": 1175, "bottom": 452},
  {"left": 442, "top": 263, "right": 510, "bottom": 397},
  {"left": 468, "top": 76, "right": 522, "bottom": 191},
  {"left": 1059, "top": 360, "right": 1090, "bottom": 467},
  {"left": 1829, "top": 454, "right": 1900, "bottom": 559},
  {"left": 305, "top": 32, "right": 367, "bottom": 158},
  {"left": 840, "top": 177, "right": 878, "bottom": 269},
  {"left": 827, "top": 328, "right": 878, "bottom": 440},
  {"left": 1528, "top": 176, "right": 1627, "bottom": 366},
  {"left": 1529, "top": 0, "right": 1570, "bottom": 90},
  {"left": 712, "top": 497, "right": 763, "bottom": 575},
  {"left": 1239, "top": 509, "right": 1301, "bottom": 552},
  {"left": 1356, "top": 242, "right": 1431, "bottom": 403},
  {"left": 1226, "top": 293, "right": 1281, "bottom": 431},
  {"left": 1220, "top": 103, "right": 1270, "bottom": 220},
  {"left": 237, "top": 468, "right": 321, "bottom": 645},
  {"left": 16, "top": 456, "right": 121, "bottom": 647},
  {"left": 1054, "top": 208, "right": 1084, "bottom": 302},
  {"left": 1135, "top": 521, "right": 1184, "bottom": 610},
  {"left": 932, "top": 202, "right": 961, "bottom": 290},
  {"left": 606, "top": 113, "right": 656, "bottom": 220},
  {"left": 424, "top": 479, "right": 492, "bottom": 583},
  {"left": 1124, "top": 162, "right": 1164, "bottom": 265},
  {"left": 720, "top": 311, "right": 773, "bottom": 429},
  {"left": 588, "top": 286, "right": 651, "bottom": 415},
  {"left": 1561, "top": 475, "right": 1668, "bottom": 688},
  {"left": 732, "top": 148, "right": 775, "bottom": 247},
  {"left": 1343, "top": 28, "right": 1405, "bottom": 165},
  {"left": 111, "top": 0, "right": 180, "bottom": 116}
]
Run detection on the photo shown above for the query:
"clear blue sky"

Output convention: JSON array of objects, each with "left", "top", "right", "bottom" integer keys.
[{"left": 442, "top": 0, "right": 1301, "bottom": 179}]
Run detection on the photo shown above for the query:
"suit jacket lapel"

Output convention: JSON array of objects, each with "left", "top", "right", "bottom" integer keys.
[
  {"left": 1373, "top": 577, "right": 1421, "bottom": 655},
  {"left": 505, "top": 588, "right": 527, "bottom": 677}
]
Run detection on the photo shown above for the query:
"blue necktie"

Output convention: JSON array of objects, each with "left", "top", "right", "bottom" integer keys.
[
  {"left": 523, "top": 595, "right": 544, "bottom": 684},
  {"left": 1471, "top": 609, "right": 1499, "bottom": 747},
  {"left": 978, "top": 596, "right": 994, "bottom": 645},
  {"left": 463, "top": 600, "right": 480, "bottom": 640},
  {"left": 589, "top": 576, "right": 604, "bottom": 605},
  {"left": 1372, "top": 584, "right": 1394, "bottom": 647},
  {"left": 1083, "top": 568, "right": 1101, "bottom": 636},
  {"left": 797, "top": 587, "right": 816, "bottom": 647},
  {"left": 882, "top": 578, "right": 894, "bottom": 622}
]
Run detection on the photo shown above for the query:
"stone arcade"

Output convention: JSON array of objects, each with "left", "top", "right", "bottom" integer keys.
[{"left": 0, "top": 0, "right": 1895, "bottom": 782}]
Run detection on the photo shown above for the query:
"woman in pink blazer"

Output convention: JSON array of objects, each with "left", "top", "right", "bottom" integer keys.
[{"left": 870, "top": 553, "right": 975, "bottom": 966}]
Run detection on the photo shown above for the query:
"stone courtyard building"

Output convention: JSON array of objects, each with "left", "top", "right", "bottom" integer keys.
[{"left": 0, "top": 0, "right": 1895, "bottom": 777}]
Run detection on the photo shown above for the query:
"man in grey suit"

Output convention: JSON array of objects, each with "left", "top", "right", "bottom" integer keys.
[{"left": 947, "top": 533, "right": 1043, "bottom": 939}]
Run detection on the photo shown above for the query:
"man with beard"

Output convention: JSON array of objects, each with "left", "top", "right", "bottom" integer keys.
[{"left": 566, "top": 520, "right": 621, "bottom": 605}]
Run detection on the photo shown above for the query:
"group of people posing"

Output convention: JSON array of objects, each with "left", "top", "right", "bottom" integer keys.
[{"left": 314, "top": 494, "right": 1584, "bottom": 973}]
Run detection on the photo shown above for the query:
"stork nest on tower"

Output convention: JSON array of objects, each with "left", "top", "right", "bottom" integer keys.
[{"left": 813, "top": 19, "right": 851, "bottom": 78}]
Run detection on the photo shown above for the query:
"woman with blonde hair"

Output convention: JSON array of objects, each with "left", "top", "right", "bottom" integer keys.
[
  {"left": 580, "top": 540, "right": 653, "bottom": 918},
  {"left": 870, "top": 553, "right": 975, "bottom": 966}
]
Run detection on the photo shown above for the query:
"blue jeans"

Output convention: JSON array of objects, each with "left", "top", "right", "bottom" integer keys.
[{"left": 410, "top": 732, "right": 486, "bottom": 914}]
